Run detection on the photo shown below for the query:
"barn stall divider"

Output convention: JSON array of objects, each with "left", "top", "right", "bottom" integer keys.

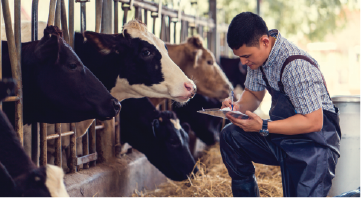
[{"left": 1, "top": 0, "right": 229, "bottom": 196}]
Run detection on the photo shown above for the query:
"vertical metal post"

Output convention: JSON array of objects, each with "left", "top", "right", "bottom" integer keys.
[
  {"left": 82, "top": 130, "right": 89, "bottom": 169},
  {"left": 143, "top": 9, "right": 148, "bottom": 26},
  {"left": 122, "top": 3, "right": 129, "bottom": 26},
  {"left": 48, "top": 0, "right": 57, "bottom": 26},
  {"left": 167, "top": 16, "right": 171, "bottom": 42},
  {"left": 68, "top": 0, "right": 75, "bottom": 48},
  {"left": 40, "top": 123, "right": 47, "bottom": 166},
  {"left": 55, "top": 0, "right": 61, "bottom": 28},
  {"left": 114, "top": 0, "right": 118, "bottom": 34},
  {"left": 31, "top": 0, "right": 39, "bottom": 41},
  {"left": 209, "top": 0, "right": 219, "bottom": 62},
  {"left": 96, "top": 0, "right": 103, "bottom": 33},
  {"left": 0, "top": 3, "right": 2, "bottom": 110},
  {"left": 114, "top": 114, "right": 121, "bottom": 157},
  {"left": 89, "top": 121, "right": 96, "bottom": 167},
  {"left": 257, "top": 0, "right": 261, "bottom": 15},
  {"left": 101, "top": 0, "right": 112, "bottom": 33},
  {"left": 151, "top": 12, "right": 157, "bottom": 34},
  {"left": 69, "top": 123, "right": 77, "bottom": 172},
  {"left": 160, "top": 14, "right": 165, "bottom": 40},
  {"left": 173, "top": 21, "right": 176, "bottom": 44},
  {"left": 61, "top": 0, "right": 69, "bottom": 43},
  {"left": 80, "top": 2, "right": 86, "bottom": 33},
  {"left": 54, "top": 123, "right": 62, "bottom": 166},
  {"left": 2, "top": 0, "right": 23, "bottom": 144}
]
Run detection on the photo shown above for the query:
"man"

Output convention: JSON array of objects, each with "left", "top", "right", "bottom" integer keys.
[{"left": 220, "top": 12, "right": 341, "bottom": 197}]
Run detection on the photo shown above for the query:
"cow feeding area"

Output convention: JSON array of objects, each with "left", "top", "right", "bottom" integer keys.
[{"left": 132, "top": 144, "right": 283, "bottom": 197}]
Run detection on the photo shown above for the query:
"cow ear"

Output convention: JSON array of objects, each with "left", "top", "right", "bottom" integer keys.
[
  {"left": 84, "top": 31, "right": 119, "bottom": 55},
  {"left": 34, "top": 34, "right": 60, "bottom": 64},
  {"left": 0, "top": 162, "right": 16, "bottom": 196},
  {"left": 187, "top": 36, "right": 204, "bottom": 49}
]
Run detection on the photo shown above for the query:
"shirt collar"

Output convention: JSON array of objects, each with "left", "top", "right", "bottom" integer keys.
[{"left": 262, "top": 29, "right": 283, "bottom": 68}]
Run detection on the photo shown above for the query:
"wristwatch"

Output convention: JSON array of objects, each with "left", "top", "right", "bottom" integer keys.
[{"left": 259, "top": 119, "right": 269, "bottom": 137}]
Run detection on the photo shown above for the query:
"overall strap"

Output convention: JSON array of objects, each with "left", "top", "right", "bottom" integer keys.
[
  {"left": 259, "top": 66, "right": 271, "bottom": 88},
  {"left": 279, "top": 55, "right": 330, "bottom": 97}
]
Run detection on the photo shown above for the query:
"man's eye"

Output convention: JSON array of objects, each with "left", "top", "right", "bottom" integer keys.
[{"left": 142, "top": 50, "right": 151, "bottom": 56}]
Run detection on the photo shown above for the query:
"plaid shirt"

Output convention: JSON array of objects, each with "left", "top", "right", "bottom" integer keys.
[{"left": 245, "top": 29, "right": 335, "bottom": 114}]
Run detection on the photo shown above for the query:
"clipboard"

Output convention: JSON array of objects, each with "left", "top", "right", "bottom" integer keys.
[{"left": 197, "top": 108, "right": 249, "bottom": 120}]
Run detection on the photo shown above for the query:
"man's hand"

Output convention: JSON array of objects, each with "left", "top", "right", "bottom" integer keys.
[
  {"left": 226, "top": 110, "right": 263, "bottom": 132},
  {"left": 221, "top": 98, "right": 240, "bottom": 111}
]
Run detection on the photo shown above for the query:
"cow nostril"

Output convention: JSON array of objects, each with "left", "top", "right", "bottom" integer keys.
[
  {"left": 112, "top": 99, "right": 121, "bottom": 111},
  {"left": 184, "top": 82, "right": 193, "bottom": 92}
]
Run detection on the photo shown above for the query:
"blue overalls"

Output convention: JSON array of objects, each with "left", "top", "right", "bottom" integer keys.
[{"left": 220, "top": 55, "right": 341, "bottom": 197}]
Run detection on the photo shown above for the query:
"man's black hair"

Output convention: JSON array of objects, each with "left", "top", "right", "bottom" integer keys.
[{"left": 227, "top": 12, "right": 269, "bottom": 50}]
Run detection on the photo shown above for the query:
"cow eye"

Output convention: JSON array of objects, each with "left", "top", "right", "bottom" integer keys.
[
  {"left": 164, "top": 44, "right": 168, "bottom": 51},
  {"left": 207, "top": 60, "right": 213, "bottom": 65},
  {"left": 69, "top": 64, "right": 77, "bottom": 69},
  {"left": 141, "top": 50, "right": 151, "bottom": 56}
]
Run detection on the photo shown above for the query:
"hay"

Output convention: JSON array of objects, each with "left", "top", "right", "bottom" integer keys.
[{"left": 133, "top": 144, "right": 283, "bottom": 197}]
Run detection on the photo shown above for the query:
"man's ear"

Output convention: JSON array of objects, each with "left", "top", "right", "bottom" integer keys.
[
  {"left": 0, "top": 162, "right": 16, "bottom": 197},
  {"left": 84, "top": 31, "right": 120, "bottom": 55}
]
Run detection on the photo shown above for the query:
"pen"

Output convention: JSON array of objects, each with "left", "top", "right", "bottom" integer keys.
[{"left": 231, "top": 90, "right": 234, "bottom": 111}]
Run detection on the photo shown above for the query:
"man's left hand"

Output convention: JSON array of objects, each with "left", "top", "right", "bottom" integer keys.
[{"left": 226, "top": 111, "right": 263, "bottom": 132}]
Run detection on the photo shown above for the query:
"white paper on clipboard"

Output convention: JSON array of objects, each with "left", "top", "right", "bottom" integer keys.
[{"left": 197, "top": 108, "right": 249, "bottom": 120}]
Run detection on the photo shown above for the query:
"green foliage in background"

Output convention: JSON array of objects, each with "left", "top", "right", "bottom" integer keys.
[{"left": 160, "top": 0, "right": 359, "bottom": 42}]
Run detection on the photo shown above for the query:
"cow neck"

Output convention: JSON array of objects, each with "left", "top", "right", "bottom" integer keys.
[
  {"left": 74, "top": 33, "right": 120, "bottom": 93},
  {"left": 166, "top": 44, "right": 189, "bottom": 71},
  {"left": 0, "top": 110, "right": 37, "bottom": 178}
]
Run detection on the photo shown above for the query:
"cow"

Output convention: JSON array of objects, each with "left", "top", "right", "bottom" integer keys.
[
  {"left": 219, "top": 57, "right": 247, "bottom": 90},
  {"left": 165, "top": 35, "right": 232, "bottom": 99},
  {"left": 172, "top": 93, "right": 226, "bottom": 145},
  {"left": 0, "top": 79, "right": 69, "bottom": 197},
  {"left": 2, "top": 25, "right": 121, "bottom": 126},
  {"left": 120, "top": 97, "right": 197, "bottom": 181}
]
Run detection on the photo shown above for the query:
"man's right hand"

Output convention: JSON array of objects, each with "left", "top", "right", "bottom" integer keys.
[{"left": 221, "top": 98, "right": 240, "bottom": 111}]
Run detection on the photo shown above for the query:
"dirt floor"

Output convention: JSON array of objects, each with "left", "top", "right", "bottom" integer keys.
[{"left": 133, "top": 144, "right": 283, "bottom": 197}]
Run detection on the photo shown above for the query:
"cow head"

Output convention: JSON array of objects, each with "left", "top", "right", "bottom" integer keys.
[
  {"left": 28, "top": 26, "right": 120, "bottom": 123},
  {"left": 0, "top": 163, "right": 68, "bottom": 197},
  {"left": 167, "top": 36, "right": 233, "bottom": 100},
  {"left": 81, "top": 20, "right": 196, "bottom": 103}
]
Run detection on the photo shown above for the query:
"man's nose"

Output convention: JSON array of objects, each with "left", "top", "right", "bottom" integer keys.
[{"left": 240, "top": 57, "right": 248, "bottom": 65}]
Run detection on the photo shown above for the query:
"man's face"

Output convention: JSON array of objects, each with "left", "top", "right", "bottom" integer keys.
[{"left": 232, "top": 36, "right": 271, "bottom": 70}]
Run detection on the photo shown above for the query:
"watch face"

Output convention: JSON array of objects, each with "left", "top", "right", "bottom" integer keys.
[{"left": 259, "top": 130, "right": 269, "bottom": 137}]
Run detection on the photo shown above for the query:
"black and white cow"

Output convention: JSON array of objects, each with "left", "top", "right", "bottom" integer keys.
[
  {"left": 2, "top": 25, "right": 120, "bottom": 126},
  {"left": 219, "top": 57, "right": 247, "bottom": 90},
  {"left": 0, "top": 79, "right": 68, "bottom": 197},
  {"left": 120, "top": 98, "right": 197, "bottom": 181},
  {"left": 172, "top": 94, "right": 226, "bottom": 145}
]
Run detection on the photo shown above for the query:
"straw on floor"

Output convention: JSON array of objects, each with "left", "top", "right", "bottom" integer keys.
[{"left": 133, "top": 144, "right": 283, "bottom": 197}]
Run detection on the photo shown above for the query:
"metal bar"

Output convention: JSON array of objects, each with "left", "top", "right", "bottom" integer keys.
[
  {"left": 82, "top": 130, "right": 89, "bottom": 169},
  {"left": 15, "top": 0, "right": 22, "bottom": 142},
  {"left": 48, "top": 0, "right": 57, "bottom": 26},
  {"left": 80, "top": 2, "right": 86, "bottom": 33},
  {"left": 31, "top": 122, "right": 39, "bottom": 165},
  {"left": 122, "top": 3, "right": 129, "bottom": 25},
  {"left": 2, "top": 0, "right": 23, "bottom": 144},
  {"left": 54, "top": 123, "right": 62, "bottom": 166},
  {"left": 77, "top": 152, "right": 97, "bottom": 166},
  {"left": 61, "top": 0, "right": 69, "bottom": 43},
  {"left": 95, "top": 125, "right": 104, "bottom": 130},
  {"left": 167, "top": 16, "right": 171, "bottom": 42},
  {"left": 31, "top": 0, "right": 39, "bottom": 41},
  {"left": 173, "top": 21, "right": 176, "bottom": 44},
  {"left": 46, "top": 131, "right": 74, "bottom": 140},
  {"left": 152, "top": 15, "right": 156, "bottom": 34},
  {"left": 257, "top": 0, "right": 261, "bottom": 15},
  {"left": 55, "top": 0, "right": 61, "bottom": 28},
  {"left": 68, "top": 0, "right": 75, "bottom": 48},
  {"left": 143, "top": 9, "right": 147, "bottom": 25},
  {"left": 2, "top": 96, "right": 20, "bottom": 102},
  {"left": 114, "top": 0, "right": 118, "bottom": 34},
  {"left": 96, "top": 0, "right": 102, "bottom": 33},
  {"left": 114, "top": 114, "right": 121, "bottom": 157},
  {"left": 117, "top": 0, "right": 215, "bottom": 28},
  {"left": 101, "top": 0, "right": 112, "bottom": 33},
  {"left": 69, "top": 123, "right": 77, "bottom": 173},
  {"left": 160, "top": 14, "right": 165, "bottom": 40},
  {"left": 89, "top": 121, "right": 96, "bottom": 167},
  {"left": 40, "top": 123, "right": 47, "bottom": 166}
]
